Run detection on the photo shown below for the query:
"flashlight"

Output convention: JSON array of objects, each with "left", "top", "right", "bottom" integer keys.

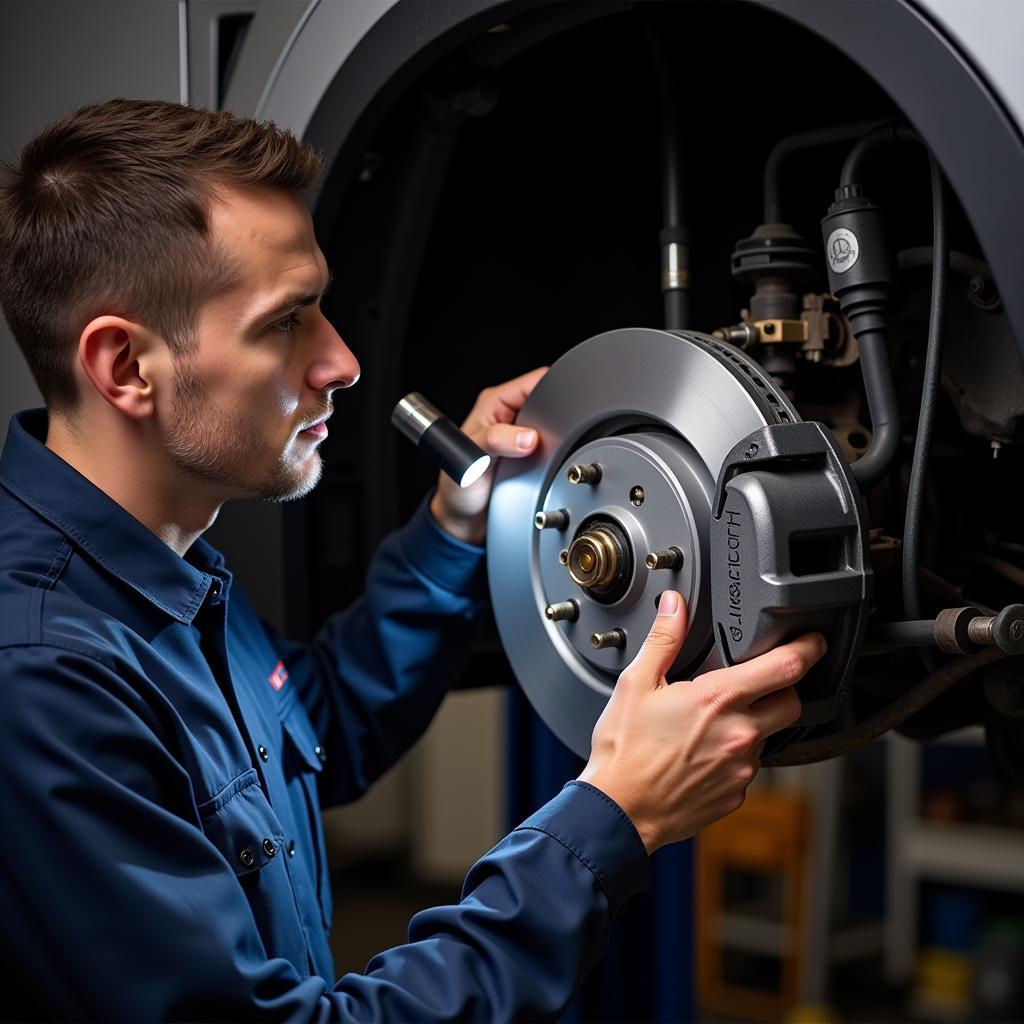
[{"left": 391, "top": 392, "right": 492, "bottom": 488}]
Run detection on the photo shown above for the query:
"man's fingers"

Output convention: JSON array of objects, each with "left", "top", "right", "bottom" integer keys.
[
  {"left": 748, "top": 686, "right": 803, "bottom": 738},
  {"left": 698, "top": 633, "right": 827, "bottom": 706},
  {"left": 481, "top": 422, "right": 539, "bottom": 458},
  {"left": 489, "top": 366, "right": 548, "bottom": 419},
  {"left": 469, "top": 367, "right": 549, "bottom": 427},
  {"left": 619, "top": 591, "right": 689, "bottom": 689}
]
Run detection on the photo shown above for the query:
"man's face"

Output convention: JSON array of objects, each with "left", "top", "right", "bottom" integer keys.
[{"left": 163, "top": 184, "right": 359, "bottom": 502}]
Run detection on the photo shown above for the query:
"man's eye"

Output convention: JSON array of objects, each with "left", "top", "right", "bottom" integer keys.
[{"left": 273, "top": 312, "right": 302, "bottom": 334}]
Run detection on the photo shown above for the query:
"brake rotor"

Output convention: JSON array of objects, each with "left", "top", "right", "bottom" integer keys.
[{"left": 488, "top": 327, "right": 800, "bottom": 757}]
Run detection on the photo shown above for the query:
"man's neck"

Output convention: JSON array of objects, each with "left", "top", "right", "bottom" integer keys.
[{"left": 46, "top": 412, "right": 222, "bottom": 557}]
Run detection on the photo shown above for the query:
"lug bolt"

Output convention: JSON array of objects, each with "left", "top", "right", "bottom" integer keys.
[
  {"left": 545, "top": 600, "right": 579, "bottom": 623},
  {"left": 567, "top": 462, "right": 602, "bottom": 485},
  {"left": 535, "top": 508, "right": 570, "bottom": 530},
  {"left": 558, "top": 549, "right": 569, "bottom": 565},
  {"left": 630, "top": 486, "right": 645, "bottom": 507},
  {"left": 646, "top": 547, "right": 684, "bottom": 571},
  {"left": 968, "top": 604, "right": 1024, "bottom": 654},
  {"left": 591, "top": 628, "right": 626, "bottom": 650},
  {"left": 937, "top": 604, "right": 1024, "bottom": 655}
]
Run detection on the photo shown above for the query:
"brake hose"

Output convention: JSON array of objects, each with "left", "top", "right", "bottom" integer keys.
[
  {"left": 839, "top": 124, "right": 949, "bottom": 633},
  {"left": 774, "top": 127, "right": 957, "bottom": 763}
]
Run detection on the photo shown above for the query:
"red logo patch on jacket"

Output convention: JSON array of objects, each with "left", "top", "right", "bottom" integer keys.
[{"left": 268, "top": 660, "right": 289, "bottom": 692}]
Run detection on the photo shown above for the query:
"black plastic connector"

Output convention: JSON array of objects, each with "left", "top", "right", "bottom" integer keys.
[{"left": 821, "top": 185, "right": 893, "bottom": 335}]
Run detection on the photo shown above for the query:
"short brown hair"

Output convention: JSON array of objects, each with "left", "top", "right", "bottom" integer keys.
[{"left": 0, "top": 98, "right": 323, "bottom": 413}]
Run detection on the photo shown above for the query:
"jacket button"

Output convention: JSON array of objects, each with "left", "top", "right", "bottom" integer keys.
[
  {"left": 262, "top": 838, "right": 277, "bottom": 857},
  {"left": 239, "top": 848, "right": 255, "bottom": 868},
  {"left": 257, "top": 745, "right": 269, "bottom": 762},
  {"left": 314, "top": 745, "right": 327, "bottom": 764},
  {"left": 287, "top": 839, "right": 296, "bottom": 857}
]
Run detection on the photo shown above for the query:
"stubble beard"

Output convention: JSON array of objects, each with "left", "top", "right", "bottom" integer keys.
[{"left": 165, "top": 366, "right": 322, "bottom": 502}]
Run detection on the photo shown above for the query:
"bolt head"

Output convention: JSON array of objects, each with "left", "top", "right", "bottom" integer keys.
[{"left": 744, "top": 442, "right": 759, "bottom": 459}]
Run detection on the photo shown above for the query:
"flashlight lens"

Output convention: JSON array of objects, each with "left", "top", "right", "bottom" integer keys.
[{"left": 460, "top": 455, "right": 491, "bottom": 488}]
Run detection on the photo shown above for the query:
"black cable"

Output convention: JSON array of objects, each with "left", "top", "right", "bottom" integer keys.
[
  {"left": 645, "top": 19, "right": 689, "bottom": 330},
  {"left": 849, "top": 328, "right": 901, "bottom": 492},
  {"left": 663, "top": 288, "right": 689, "bottom": 332},
  {"left": 763, "top": 119, "right": 884, "bottom": 224},
  {"left": 903, "top": 154, "right": 947, "bottom": 681},
  {"left": 840, "top": 121, "right": 917, "bottom": 187}
]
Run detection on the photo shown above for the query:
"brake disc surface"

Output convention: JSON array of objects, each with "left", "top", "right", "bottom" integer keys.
[{"left": 488, "top": 327, "right": 799, "bottom": 757}]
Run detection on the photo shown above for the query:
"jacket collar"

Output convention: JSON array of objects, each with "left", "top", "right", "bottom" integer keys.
[{"left": 0, "top": 410, "right": 228, "bottom": 625}]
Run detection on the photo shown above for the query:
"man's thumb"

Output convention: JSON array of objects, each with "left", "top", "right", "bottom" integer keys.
[{"left": 626, "top": 591, "right": 688, "bottom": 685}]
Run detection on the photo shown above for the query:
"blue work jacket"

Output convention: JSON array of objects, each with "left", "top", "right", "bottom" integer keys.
[{"left": 0, "top": 410, "right": 649, "bottom": 1021}]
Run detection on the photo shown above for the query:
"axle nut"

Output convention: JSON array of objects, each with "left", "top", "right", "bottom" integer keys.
[{"left": 567, "top": 528, "right": 620, "bottom": 590}]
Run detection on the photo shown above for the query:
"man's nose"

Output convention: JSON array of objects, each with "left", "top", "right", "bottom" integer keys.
[{"left": 307, "top": 320, "right": 361, "bottom": 393}]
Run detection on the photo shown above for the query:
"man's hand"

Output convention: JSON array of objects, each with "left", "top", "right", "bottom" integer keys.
[
  {"left": 429, "top": 367, "right": 548, "bottom": 545},
  {"left": 578, "top": 591, "right": 826, "bottom": 854}
]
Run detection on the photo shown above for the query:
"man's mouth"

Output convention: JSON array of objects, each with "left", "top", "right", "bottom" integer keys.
[{"left": 298, "top": 411, "right": 332, "bottom": 441}]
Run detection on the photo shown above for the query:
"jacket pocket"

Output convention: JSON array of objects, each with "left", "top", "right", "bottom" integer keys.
[
  {"left": 199, "top": 770, "right": 285, "bottom": 876},
  {"left": 279, "top": 692, "right": 325, "bottom": 776},
  {"left": 198, "top": 769, "right": 311, "bottom": 975}
]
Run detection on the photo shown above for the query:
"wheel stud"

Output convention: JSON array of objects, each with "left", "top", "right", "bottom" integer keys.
[
  {"left": 545, "top": 600, "right": 579, "bottom": 622},
  {"left": 646, "top": 547, "right": 684, "bottom": 571},
  {"left": 591, "top": 628, "right": 626, "bottom": 650},
  {"left": 535, "top": 508, "right": 570, "bottom": 530},
  {"left": 567, "top": 462, "right": 602, "bottom": 485}
]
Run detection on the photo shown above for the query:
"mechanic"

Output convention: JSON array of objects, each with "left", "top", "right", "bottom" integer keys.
[{"left": 0, "top": 99, "right": 823, "bottom": 1021}]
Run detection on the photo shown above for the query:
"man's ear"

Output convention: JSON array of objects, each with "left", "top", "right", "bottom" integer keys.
[{"left": 77, "top": 316, "right": 170, "bottom": 420}]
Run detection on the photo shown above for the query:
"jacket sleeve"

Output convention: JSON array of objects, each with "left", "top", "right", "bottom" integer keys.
[
  {"left": 266, "top": 496, "right": 490, "bottom": 805},
  {"left": 0, "top": 643, "right": 649, "bottom": 1022}
]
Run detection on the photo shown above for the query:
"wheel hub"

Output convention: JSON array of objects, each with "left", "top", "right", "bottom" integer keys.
[{"left": 536, "top": 430, "right": 714, "bottom": 674}]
